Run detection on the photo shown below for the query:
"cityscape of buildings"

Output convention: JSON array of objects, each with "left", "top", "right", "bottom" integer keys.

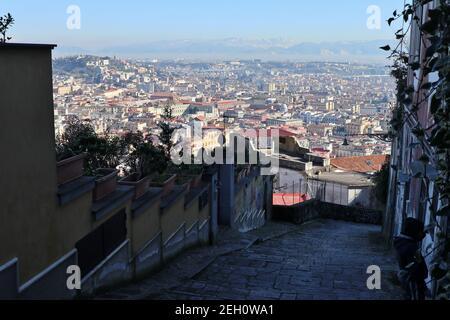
[
  {"left": 1, "top": 0, "right": 449, "bottom": 304},
  {"left": 53, "top": 57, "right": 395, "bottom": 161}
]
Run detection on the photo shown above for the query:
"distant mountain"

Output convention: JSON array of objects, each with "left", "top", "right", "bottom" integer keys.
[
  {"left": 54, "top": 38, "right": 396, "bottom": 62},
  {"left": 284, "top": 40, "right": 394, "bottom": 56}
]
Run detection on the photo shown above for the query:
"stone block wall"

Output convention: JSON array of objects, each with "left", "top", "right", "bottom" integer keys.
[{"left": 273, "top": 200, "right": 382, "bottom": 226}]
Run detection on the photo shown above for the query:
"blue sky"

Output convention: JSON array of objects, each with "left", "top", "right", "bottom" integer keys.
[{"left": 2, "top": 0, "right": 404, "bottom": 47}]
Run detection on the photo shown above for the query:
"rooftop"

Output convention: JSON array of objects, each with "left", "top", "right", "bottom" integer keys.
[
  {"left": 273, "top": 193, "right": 310, "bottom": 206},
  {"left": 330, "top": 155, "right": 389, "bottom": 173},
  {"left": 0, "top": 43, "right": 57, "bottom": 49},
  {"left": 308, "top": 171, "right": 374, "bottom": 187}
]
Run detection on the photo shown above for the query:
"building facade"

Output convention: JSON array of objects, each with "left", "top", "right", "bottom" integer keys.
[{"left": 383, "top": 0, "right": 449, "bottom": 298}]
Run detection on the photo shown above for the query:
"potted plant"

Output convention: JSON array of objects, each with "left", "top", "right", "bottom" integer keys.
[
  {"left": 167, "top": 158, "right": 204, "bottom": 189},
  {"left": 188, "top": 173, "right": 202, "bottom": 189},
  {"left": 150, "top": 173, "right": 177, "bottom": 197},
  {"left": 184, "top": 164, "right": 204, "bottom": 189},
  {"left": 56, "top": 152, "right": 87, "bottom": 186},
  {"left": 119, "top": 132, "right": 167, "bottom": 199},
  {"left": 93, "top": 168, "right": 118, "bottom": 201},
  {"left": 175, "top": 175, "right": 193, "bottom": 193},
  {"left": 55, "top": 141, "right": 87, "bottom": 186},
  {"left": 119, "top": 173, "right": 151, "bottom": 200}
]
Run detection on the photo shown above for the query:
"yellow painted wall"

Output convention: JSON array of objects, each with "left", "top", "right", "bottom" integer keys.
[
  {"left": 0, "top": 47, "right": 212, "bottom": 286},
  {"left": 160, "top": 195, "right": 186, "bottom": 243},
  {"left": 199, "top": 202, "right": 210, "bottom": 222},
  {"left": 0, "top": 46, "right": 133, "bottom": 284},
  {"left": 55, "top": 195, "right": 132, "bottom": 264},
  {"left": 184, "top": 202, "right": 199, "bottom": 231},
  {"left": 53, "top": 194, "right": 93, "bottom": 258},
  {"left": 0, "top": 46, "right": 61, "bottom": 283},
  {"left": 130, "top": 201, "right": 161, "bottom": 255}
]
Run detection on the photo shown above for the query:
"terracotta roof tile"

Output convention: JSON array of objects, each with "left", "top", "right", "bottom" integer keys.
[
  {"left": 273, "top": 193, "right": 310, "bottom": 206},
  {"left": 330, "top": 155, "right": 389, "bottom": 173}
]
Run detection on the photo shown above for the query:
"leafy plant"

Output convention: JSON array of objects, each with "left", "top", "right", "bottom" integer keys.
[
  {"left": 0, "top": 13, "right": 14, "bottom": 43},
  {"left": 56, "top": 116, "right": 123, "bottom": 175},
  {"left": 121, "top": 131, "right": 167, "bottom": 177},
  {"left": 56, "top": 116, "right": 96, "bottom": 161},
  {"left": 166, "top": 154, "right": 204, "bottom": 177},
  {"left": 373, "top": 162, "right": 390, "bottom": 204},
  {"left": 382, "top": 0, "right": 450, "bottom": 299},
  {"left": 56, "top": 116, "right": 168, "bottom": 177}
]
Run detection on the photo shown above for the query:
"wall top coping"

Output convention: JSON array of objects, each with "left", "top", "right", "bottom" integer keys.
[{"left": 0, "top": 43, "right": 57, "bottom": 49}]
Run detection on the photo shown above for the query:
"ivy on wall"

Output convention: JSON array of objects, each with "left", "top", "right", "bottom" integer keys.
[
  {"left": 381, "top": 0, "right": 450, "bottom": 300},
  {"left": 382, "top": 0, "right": 450, "bottom": 299}
]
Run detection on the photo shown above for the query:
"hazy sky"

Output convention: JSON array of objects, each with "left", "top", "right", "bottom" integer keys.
[{"left": 2, "top": 0, "right": 404, "bottom": 48}]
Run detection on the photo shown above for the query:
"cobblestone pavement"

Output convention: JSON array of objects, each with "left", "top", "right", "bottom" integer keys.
[{"left": 99, "top": 220, "right": 404, "bottom": 300}]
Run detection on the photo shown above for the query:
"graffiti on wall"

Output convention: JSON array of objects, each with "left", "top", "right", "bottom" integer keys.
[{"left": 234, "top": 174, "right": 266, "bottom": 232}]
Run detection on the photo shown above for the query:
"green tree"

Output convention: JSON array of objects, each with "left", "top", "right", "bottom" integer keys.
[
  {"left": 158, "top": 104, "right": 175, "bottom": 160},
  {"left": 56, "top": 116, "right": 96, "bottom": 161},
  {"left": 121, "top": 132, "right": 167, "bottom": 177},
  {"left": 56, "top": 116, "right": 123, "bottom": 175}
]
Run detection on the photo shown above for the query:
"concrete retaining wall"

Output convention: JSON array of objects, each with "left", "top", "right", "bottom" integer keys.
[
  {"left": 19, "top": 250, "right": 77, "bottom": 300},
  {"left": 319, "top": 201, "right": 382, "bottom": 225},
  {"left": 0, "top": 258, "right": 19, "bottom": 299},
  {"left": 134, "top": 233, "right": 163, "bottom": 279},
  {"left": 185, "top": 222, "right": 199, "bottom": 249},
  {"left": 199, "top": 219, "right": 210, "bottom": 245},
  {"left": 3, "top": 218, "right": 213, "bottom": 299},
  {"left": 81, "top": 241, "right": 132, "bottom": 296},
  {"left": 162, "top": 224, "right": 186, "bottom": 262}
]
